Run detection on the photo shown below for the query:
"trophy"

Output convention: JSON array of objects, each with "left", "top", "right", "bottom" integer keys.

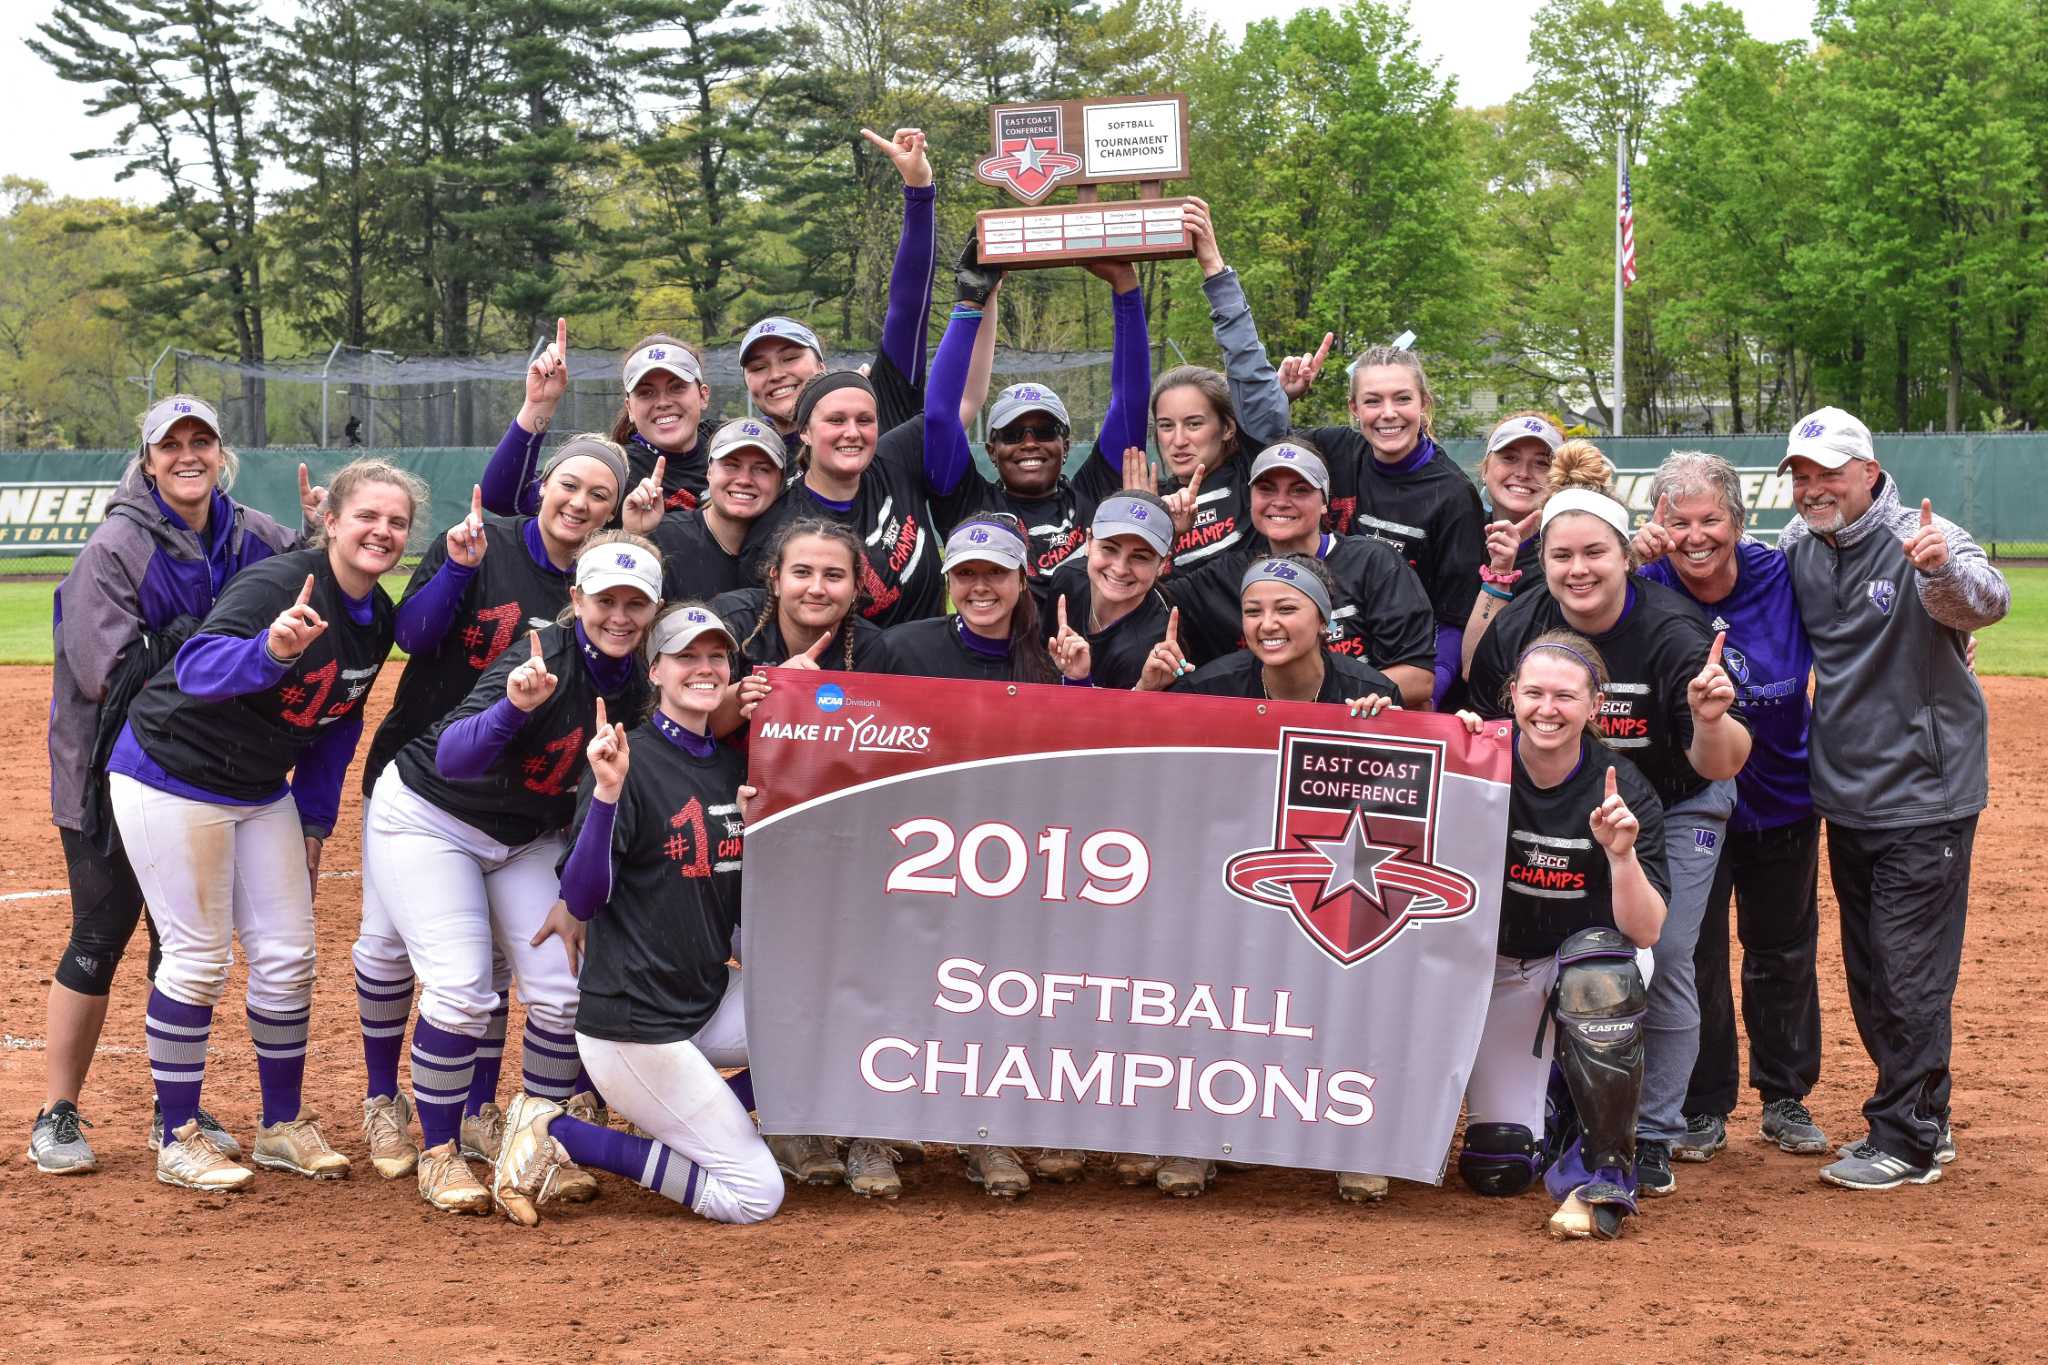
[{"left": 972, "top": 94, "right": 1194, "bottom": 268}]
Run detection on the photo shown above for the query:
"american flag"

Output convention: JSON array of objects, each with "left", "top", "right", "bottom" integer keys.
[{"left": 1619, "top": 168, "right": 1638, "bottom": 287}]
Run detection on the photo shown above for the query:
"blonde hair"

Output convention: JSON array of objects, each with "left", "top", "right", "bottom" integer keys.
[
  {"left": 314, "top": 459, "right": 429, "bottom": 550},
  {"left": 1540, "top": 440, "right": 1633, "bottom": 565},
  {"left": 1348, "top": 347, "right": 1437, "bottom": 438}
]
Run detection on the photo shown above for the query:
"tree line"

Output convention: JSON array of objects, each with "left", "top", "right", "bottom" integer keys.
[{"left": 4, "top": 0, "right": 2043, "bottom": 448}]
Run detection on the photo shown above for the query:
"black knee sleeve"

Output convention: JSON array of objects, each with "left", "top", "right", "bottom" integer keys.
[
  {"left": 1554, "top": 927, "right": 1647, "bottom": 1175},
  {"left": 53, "top": 828, "right": 149, "bottom": 996},
  {"left": 1458, "top": 1122, "right": 1541, "bottom": 1195}
]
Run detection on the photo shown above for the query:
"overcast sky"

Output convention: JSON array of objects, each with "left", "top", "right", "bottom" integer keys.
[{"left": 5, "top": 0, "right": 1819, "bottom": 204}]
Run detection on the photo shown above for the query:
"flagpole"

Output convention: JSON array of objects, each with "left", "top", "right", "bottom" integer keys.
[{"left": 1613, "top": 127, "right": 1626, "bottom": 438}]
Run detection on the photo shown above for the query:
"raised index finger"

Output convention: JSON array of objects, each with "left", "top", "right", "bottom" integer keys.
[
  {"left": 470, "top": 483, "right": 483, "bottom": 519},
  {"left": 1056, "top": 595, "right": 1069, "bottom": 634},
  {"left": 1311, "top": 331, "right": 1334, "bottom": 370},
  {"left": 1707, "top": 630, "right": 1725, "bottom": 668},
  {"left": 803, "top": 631, "right": 832, "bottom": 661},
  {"left": 529, "top": 628, "right": 544, "bottom": 660},
  {"left": 594, "top": 696, "right": 607, "bottom": 730},
  {"left": 858, "top": 126, "right": 894, "bottom": 154},
  {"left": 1604, "top": 765, "right": 1618, "bottom": 800},
  {"left": 296, "top": 574, "right": 315, "bottom": 608},
  {"left": 1920, "top": 498, "right": 1935, "bottom": 529},
  {"left": 1516, "top": 507, "right": 1541, "bottom": 536},
  {"left": 652, "top": 455, "right": 667, "bottom": 488},
  {"left": 1186, "top": 462, "right": 1205, "bottom": 496},
  {"left": 299, "top": 463, "right": 313, "bottom": 497},
  {"left": 1654, "top": 494, "right": 1671, "bottom": 525},
  {"left": 555, "top": 316, "right": 568, "bottom": 359},
  {"left": 1165, "top": 605, "right": 1179, "bottom": 647}
]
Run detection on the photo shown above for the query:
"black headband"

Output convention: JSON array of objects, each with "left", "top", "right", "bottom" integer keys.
[{"left": 794, "top": 370, "right": 877, "bottom": 434}]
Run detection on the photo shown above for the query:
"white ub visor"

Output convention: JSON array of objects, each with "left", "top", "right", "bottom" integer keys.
[{"left": 575, "top": 542, "right": 663, "bottom": 601}]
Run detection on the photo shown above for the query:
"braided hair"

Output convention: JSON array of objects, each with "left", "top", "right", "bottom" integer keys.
[{"left": 752, "top": 517, "right": 868, "bottom": 670}]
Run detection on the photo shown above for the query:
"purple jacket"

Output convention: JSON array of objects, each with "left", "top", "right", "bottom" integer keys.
[{"left": 49, "top": 464, "right": 297, "bottom": 829}]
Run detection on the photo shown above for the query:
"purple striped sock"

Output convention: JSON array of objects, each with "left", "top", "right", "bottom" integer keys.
[
  {"left": 550, "top": 1114, "right": 701, "bottom": 1212},
  {"left": 357, "top": 968, "right": 413, "bottom": 1099},
  {"left": 520, "top": 1020, "right": 581, "bottom": 1102},
  {"left": 247, "top": 1003, "right": 311, "bottom": 1126},
  {"left": 146, "top": 989, "right": 214, "bottom": 1137},
  {"left": 467, "top": 1002, "right": 508, "bottom": 1117},
  {"left": 410, "top": 1020, "right": 478, "bottom": 1149}
]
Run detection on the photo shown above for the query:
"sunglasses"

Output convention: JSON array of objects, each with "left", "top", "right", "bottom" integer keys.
[{"left": 994, "top": 421, "right": 1067, "bottom": 445}]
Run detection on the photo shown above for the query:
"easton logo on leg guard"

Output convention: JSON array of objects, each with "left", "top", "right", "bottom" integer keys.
[{"left": 1223, "top": 729, "right": 1477, "bottom": 966}]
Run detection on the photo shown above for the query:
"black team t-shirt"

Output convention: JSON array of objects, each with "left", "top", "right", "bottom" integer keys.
[
  {"left": 395, "top": 621, "right": 653, "bottom": 848},
  {"left": 1311, "top": 429, "right": 1488, "bottom": 627},
  {"left": 653, "top": 509, "right": 757, "bottom": 604},
  {"left": 1046, "top": 559, "right": 1173, "bottom": 691},
  {"left": 569, "top": 716, "right": 747, "bottom": 1045},
  {"left": 1498, "top": 732, "right": 1670, "bottom": 959},
  {"left": 1468, "top": 577, "right": 1743, "bottom": 809},
  {"left": 364, "top": 516, "right": 571, "bottom": 794}
]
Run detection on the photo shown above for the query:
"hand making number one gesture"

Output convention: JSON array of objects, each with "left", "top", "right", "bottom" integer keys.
[
  {"left": 623, "top": 455, "right": 667, "bottom": 535},
  {"left": 860, "top": 127, "right": 933, "bottom": 189},
  {"left": 268, "top": 575, "right": 327, "bottom": 663},
  {"left": 1486, "top": 507, "right": 1542, "bottom": 574},
  {"left": 447, "top": 484, "right": 487, "bottom": 567},
  {"left": 507, "top": 629, "right": 558, "bottom": 712},
  {"left": 782, "top": 630, "right": 835, "bottom": 672},
  {"left": 1163, "top": 462, "right": 1206, "bottom": 542},
  {"left": 1588, "top": 765, "right": 1641, "bottom": 857},
  {"left": 585, "top": 696, "right": 631, "bottom": 801},
  {"left": 1687, "top": 630, "right": 1736, "bottom": 723},
  {"left": 1048, "top": 596, "right": 1093, "bottom": 682},
  {"left": 1277, "top": 332, "right": 1334, "bottom": 401},
  {"left": 1137, "top": 607, "right": 1187, "bottom": 691},
  {"left": 523, "top": 317, "right": 570, "bottom": 431}
]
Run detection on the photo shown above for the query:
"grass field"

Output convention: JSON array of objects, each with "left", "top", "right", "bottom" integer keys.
[{"left": 1, "top": 566, "right": 2040, "bottom": 673}]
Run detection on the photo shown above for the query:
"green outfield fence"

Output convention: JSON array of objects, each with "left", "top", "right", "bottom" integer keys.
[{"left": 1, "top": 434, "right": 2042, "bottom": 571}]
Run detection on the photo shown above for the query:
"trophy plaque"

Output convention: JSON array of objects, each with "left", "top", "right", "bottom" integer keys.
[{"left": 972, "top": 93, "right": 1194, "bottom": 268}]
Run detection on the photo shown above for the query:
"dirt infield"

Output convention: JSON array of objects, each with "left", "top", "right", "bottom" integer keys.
[{"left": 3, "top": 664, "right": 2045, "bottom": 1364}]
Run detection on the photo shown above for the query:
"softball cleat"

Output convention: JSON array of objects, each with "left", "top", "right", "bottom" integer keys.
[
  {"left": 460, "top": 1101, "right": 505, "bottom": 1162},
  {"left": 416, "top": 1140, "right": 491, "bottom": 1215},
  {"left": 157, "top": 1118, "right": 254, "bottom": 1192},
  {"left": 1336, "top": 1171, "right": 1389, "bottom": 1203},
  {"left": 253, "top": 1111, "right": 352, "bottom": 1179},
  {"left": 492, "top": 1093, "right": 570, "bottom": 1227},
  {"left": 843, "top": 1139, "right": 903, "bottom": 1200},
  {"left": 1155, "top": 1156, "right": 1214, "bottom": 1198},
  {"left": 362, "top": 1092, "right": 420, "bottom": 1179},
  {"left": 963, "top": 1144, "right": 1031, "bottom": 1198}
]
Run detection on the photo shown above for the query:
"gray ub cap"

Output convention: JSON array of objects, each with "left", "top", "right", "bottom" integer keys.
[
  {"left": 740, "top": 316, "right": 824, "bottom": 364},
  {"left": 988, "top": 383, "right": 1070, "bottom": 433},
  {"left": 623, "top": 342, "right": 703, "bottom": 392},
  {"left": 143, "top": 396, "right": 221, "bottom": 445},
  {"left": 1248, "top": 441, "right": 1330, "bottom": 493},
  {"left": 1091, "top": 493, "right": 1172, "bottom": 556},
  {"left": 708, "top": 417, "right": 788, "bottom": 470}
]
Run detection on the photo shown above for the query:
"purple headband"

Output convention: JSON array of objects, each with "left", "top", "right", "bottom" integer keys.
[{"left": 1516, "top": 640, "right": 1603, "bottom": 686}]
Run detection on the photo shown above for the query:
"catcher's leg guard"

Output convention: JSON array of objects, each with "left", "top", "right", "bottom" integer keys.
[
  {"left": 1458, "top": 1123, "right": 1541, "bottom": 1196},
  {"left": 1543, "top": 928, "right": 1646, "bottom": 1234}
]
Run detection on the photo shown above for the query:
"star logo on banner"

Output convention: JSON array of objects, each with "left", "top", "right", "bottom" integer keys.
[
  {"left": 1302, "top": 806, "right": 1402, "bottom": 907},
  {"left": 1014, "top": 140, "right": 1045, "bottom": 174}
]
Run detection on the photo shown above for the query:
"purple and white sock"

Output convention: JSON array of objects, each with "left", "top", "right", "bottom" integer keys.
[
  {"left": 520, "top": 1020, "right": 581, "bottom": 1102},
  {"left": 550, "top": 1114, "right": 700, "bottom": 1212},
  {"left": 410, "top": 1019, "right": 478, "bottom": 1150},
  {"left": 247, "top": 1003, "right": 311, "bottom": 1126},
  {"left": 357, "top": 967, "right": 413, "bottom": 1099},
  {"left": 146, "top": 989, "right": 214, "bottom": 1137},
  {"left": 466, "top": 1001, "right": 508, "bottom": 1116}
]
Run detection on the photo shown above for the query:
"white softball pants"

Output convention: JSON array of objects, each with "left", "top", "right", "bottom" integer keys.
[
  {"left": 108, "top": 774, "right": 315, "bottom": 1014},
  {"left": 360, "top": 766, "right": 574, "bottom": 1039},
  {"left": 576, "top": 969, "right": 783, "bottom": 1225}
]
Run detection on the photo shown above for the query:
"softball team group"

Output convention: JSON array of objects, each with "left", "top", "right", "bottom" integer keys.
[{"left": 32, "top": 129, "right": 2009, "bottom": 1243}]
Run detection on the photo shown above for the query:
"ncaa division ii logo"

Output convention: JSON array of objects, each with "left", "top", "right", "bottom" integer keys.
[{"left": 1224, "top": 729, "right": 1478, "bottom": 967}]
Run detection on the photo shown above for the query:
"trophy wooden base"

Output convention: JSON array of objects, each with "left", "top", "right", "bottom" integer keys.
[{"left": 976, "top": 198, "right": 1194, "bottom": 269}]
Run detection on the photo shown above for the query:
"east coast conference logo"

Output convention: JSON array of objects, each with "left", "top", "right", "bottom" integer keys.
[
  {"left": 1223, "top": 729, "right": 1478, "bottom": 967},
  {"left": 974, "top": 107, "right": 1082, "bottom": 204}
]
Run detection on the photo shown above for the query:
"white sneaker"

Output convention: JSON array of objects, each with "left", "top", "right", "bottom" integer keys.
[
  {"left": 252, "top": 1110, "right": 352, "bottom": 1180},
  {"left": 156, "top": 1118, "right": 254, "bottom": 1192},
  {"left": 362, "top": 1093, "right": 419, "bottom": 1179},
  {"left": 492, "top": 1094, "right": 569, "bottom": 1227}
]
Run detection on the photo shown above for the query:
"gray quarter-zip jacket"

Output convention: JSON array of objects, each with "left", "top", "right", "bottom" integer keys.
[{"left": 1778, "top": 472, "right": 2008, "bottom": 830}]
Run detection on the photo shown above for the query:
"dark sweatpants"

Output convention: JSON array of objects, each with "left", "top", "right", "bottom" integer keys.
[
  {"left": 1825, "top": 817, "right": 1976, "bottom": 1168},
  {"left": 1686, "top": 815, "right": 1823, "bottom": 1117}
]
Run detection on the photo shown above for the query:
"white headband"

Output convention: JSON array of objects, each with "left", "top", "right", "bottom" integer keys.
[{"left": 1540, "top": 487, "right": 1630, "bottom": 540}]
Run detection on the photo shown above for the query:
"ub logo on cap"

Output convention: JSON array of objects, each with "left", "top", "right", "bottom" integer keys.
[
  {"left": 968, "top": 528, "right": 990, "bottom": 544},
  {"left": 1796, "top": 418, "right": 1826, "bottom": 439},
  {"left": 1523, "top": 418, "right": 1544, "bottom": 433},
  {"left": 617, "top": 552, "right": 637, "bottom": 568},
  {"left": 174, "top": 401, "right": 193, "bottom": 414},
  {"left": 1130, "top": 505, "right": 1150, "bottom": 520},
  {"left": 687, "top": 609, "right": 707, "bottom": 623}
]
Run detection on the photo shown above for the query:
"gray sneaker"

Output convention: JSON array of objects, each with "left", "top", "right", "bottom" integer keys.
[
  {"left": 1835, "top": 1122, "right": 1954, "bottom": 1166},
  {"left": 1820, "top": 1141, "right": 1941, "bottom": 1190},
  {"left": 1672, "top": 1112, "right": 1727, "bottom": 1162},
  {"left": 1760, "top": 1098, "right": 1828, "bottom": 1154},
  {"left": 28, "top": 1101, "right": 98, "bottom": 1174},
  {"left": 151, "top": 1100, "right": 242, "bottom": 1159}
]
